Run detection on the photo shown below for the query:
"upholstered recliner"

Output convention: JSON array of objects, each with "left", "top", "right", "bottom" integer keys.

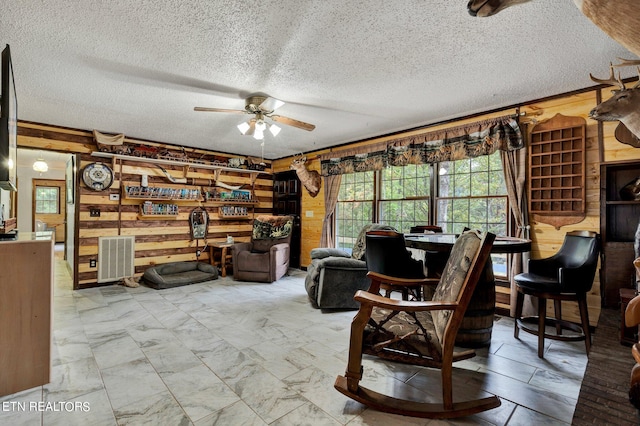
[
  {"left": 232, "top": 215, "right": 294, "bottom": 283},
  {"left": 305, "top": 224, "right": 396, "bottom": 309}
]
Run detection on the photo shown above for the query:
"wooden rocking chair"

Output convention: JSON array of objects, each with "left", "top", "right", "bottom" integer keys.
[{"left": 334, "top": 230, "right": 500, "bottom": 419}]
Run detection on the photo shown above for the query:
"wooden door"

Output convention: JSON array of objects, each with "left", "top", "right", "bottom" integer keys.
[
  {"left": 32, "top": 178, "right": 66, "bottom": 243},
  {"left": 274, "top": 170, "right": 301, "bottom": 268}
]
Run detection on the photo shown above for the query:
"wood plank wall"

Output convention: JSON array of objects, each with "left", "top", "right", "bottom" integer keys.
[
  {"left": 273, "top": 86, "right": 640, "bottom": 326},
  {"left": 17, "top": 122, "right": 273, "bottom": 289}
]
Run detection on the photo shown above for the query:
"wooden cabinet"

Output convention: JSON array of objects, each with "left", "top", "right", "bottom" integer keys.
[
  {"left": 0, "top": 233, "right": 53, "bottom": 396},
  {"left": 600, "top": 160, "right": 640, "bottom": 308}
]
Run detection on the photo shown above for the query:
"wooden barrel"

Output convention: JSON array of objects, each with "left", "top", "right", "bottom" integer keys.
[{"left": 455, "top": 257, "right": 496, "bottom": 348}]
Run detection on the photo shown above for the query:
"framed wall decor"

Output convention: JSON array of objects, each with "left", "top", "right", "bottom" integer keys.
[{"left": 82, "top": 162, "right": 114, "bottom": 191}]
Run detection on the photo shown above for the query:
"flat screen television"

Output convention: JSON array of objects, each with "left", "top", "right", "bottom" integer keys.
[{"left": 0, "top": 44, "right": 17, "bottom": 191}]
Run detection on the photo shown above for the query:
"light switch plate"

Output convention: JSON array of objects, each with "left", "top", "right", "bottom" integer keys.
[{"left": 109, "top": 193, "right": 120, "bottom": 201}]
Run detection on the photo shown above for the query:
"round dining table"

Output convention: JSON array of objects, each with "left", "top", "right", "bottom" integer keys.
[{"left": 404, "top": 233, "right": 531, "bottom": 347}]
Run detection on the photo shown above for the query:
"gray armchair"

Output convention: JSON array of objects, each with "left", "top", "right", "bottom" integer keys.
[
  {"left": 233, "top": 215, "right": 294, "bottom": 283},
  {"left": 305, "top": 224, "right": 396, "bottom": 309}
]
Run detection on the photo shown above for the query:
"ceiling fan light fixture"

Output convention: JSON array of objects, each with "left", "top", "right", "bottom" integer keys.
[
  {"left": 255, "top": 119, "right": 266, "bottom": 132},
  {"left": 237, "top": 121, "right": 251, "bottom": 135},
  {"left": 253, "top": 129, "right": 264, "bottom": 140},
  {"left": 33, "top": 158, "right": 48, "bottom": 173},
  {"left": 269, "top": 123, "right": 281, "bottom": 137}
]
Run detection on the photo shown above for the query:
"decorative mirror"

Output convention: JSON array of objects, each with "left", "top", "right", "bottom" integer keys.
[{"left": 189, "top": 207, "right": 209, "bottom": 240}]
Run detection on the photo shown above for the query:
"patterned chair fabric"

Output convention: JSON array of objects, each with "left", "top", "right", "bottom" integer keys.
[{"left": 363, "top": 230, "right": 484, "bottom": 361}]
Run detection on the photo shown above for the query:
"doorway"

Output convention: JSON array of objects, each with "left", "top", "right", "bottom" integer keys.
[
  {"left": 32, "top": 178, "right": 66, "bottom": 243},
  {"left": 273, "top": 170, "right": 301, "bottom": 269}
]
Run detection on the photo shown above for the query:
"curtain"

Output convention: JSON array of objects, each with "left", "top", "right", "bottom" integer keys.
[
  {"left": 500, "top": 145, "right": 530, "bottom": 317},
  {"left": 320, "top": 174, "right": 342, "bottom": 248},
  {"left": 319, "top": 116, "right": 523, "bottom": 176}
]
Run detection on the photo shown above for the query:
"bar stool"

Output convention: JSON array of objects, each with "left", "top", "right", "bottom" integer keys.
[{"left": 513, "top": 231, "right": 600, "bottom": 358}]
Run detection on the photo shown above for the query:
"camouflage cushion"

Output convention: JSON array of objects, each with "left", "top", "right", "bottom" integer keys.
[
  {"left": 252, "top": 215, "right": 293, "bottom": 240},
  {"left": 431, "top": 231, "right": 481, "bottom": 343},
  {"left": 364, "top": 308, "right": 442, "bottom": 361}
]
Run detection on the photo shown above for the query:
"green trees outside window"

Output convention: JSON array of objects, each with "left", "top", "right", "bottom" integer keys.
[{"left": 335, "top": 151, "right": 508, "bottom": 274}]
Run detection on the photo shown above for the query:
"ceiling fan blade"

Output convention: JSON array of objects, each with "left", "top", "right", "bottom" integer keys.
[
  {"left": 259, "top": 96, "right": 285, "bottom": 112},
  {"left": 194, "top": 107, "right": 246, "bottom": 114},
  {"left": 270, "top": 115, "right": 316, "bottom": 131}
]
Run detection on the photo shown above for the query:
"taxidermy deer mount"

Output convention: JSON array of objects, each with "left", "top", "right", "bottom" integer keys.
[
  {"left": 589, "top": 60, "right": 640, "bottom": 147},
  {"left": 467, "top": 1, "right": 640, "bottom": 57},
  {"left": 290, "top": 155, "right": 321, "bottom": 197}
]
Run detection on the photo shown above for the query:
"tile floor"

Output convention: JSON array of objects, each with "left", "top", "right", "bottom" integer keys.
[{"left": 0, "top": 259, "right": 589, "bottom": 425}]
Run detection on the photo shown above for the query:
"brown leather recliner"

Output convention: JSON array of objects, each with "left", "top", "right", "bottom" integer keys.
[{"left": 232, "top": 215, "right": 294, "bottom": 283}]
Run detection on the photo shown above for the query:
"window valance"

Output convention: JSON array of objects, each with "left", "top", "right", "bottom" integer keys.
[{"left": 319, "top": 116, "right": 523, "bottom": 176}]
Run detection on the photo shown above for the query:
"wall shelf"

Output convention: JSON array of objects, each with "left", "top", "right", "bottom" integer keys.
[
  {"left": 600, "top": 160, "right": 640, "bottom": 308},
  {"left": 139, "top": 202, "right": 179, "bottom": 218},
  {"left": 123, "top": 185, "right": 202, "bottom": 201},
  {"left": 205, "top": 199, "right": 259, "bottom": 206},
  {"left": 138, "top": 213, "right": 179, "bottom": 220},
  {"left": 528, "top": 114, "right": 586, "bottom": 229},
  {"left": 92, "top": 151, "right": 270, "bottom": 175}
]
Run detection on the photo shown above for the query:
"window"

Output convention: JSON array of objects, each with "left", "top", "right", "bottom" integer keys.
[
  {"left": 437, "top": 151, "right": 508, "bottom": 276},
  {"left": 335, "top": 171, "right": 374, "bottom": 253},
  {"left": 35, "top": 186, "right": 60, "bottom": 214},
  {"left": 379, "top": 164, "right": 430, "bottom": 233},
  {"left": 334, "top": 151, "right": 509, "bottom": 275}
]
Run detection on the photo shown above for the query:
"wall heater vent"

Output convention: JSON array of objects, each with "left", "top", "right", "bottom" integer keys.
[{"left": 98, "top": 236, "right": 135, "bottom": 283}]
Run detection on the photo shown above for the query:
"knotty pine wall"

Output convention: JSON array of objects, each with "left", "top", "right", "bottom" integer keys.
[
  {"left": 17, "top": 122, "right": 273, "bottom": 289},
  {"left": 273, "top": 85, "right": 640, "bottom": 326}
]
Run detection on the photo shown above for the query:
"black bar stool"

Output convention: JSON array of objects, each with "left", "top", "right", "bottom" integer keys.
[{"left": 513, "top": 231, "right": 600, "bottom": 358}]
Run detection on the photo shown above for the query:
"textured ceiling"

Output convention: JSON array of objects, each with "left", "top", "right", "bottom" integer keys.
[{"left": 2, "top": 1, "right": 637, "bottom": 160}]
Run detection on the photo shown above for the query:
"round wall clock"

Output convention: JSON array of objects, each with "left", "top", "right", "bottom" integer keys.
[{"left": 82, "top": 162, "right": 114, "bottom": 191}]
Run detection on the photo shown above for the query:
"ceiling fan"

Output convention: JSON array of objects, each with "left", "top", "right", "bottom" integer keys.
[{"left": 194, "top": 95, "right": 315, "bottom": 140}]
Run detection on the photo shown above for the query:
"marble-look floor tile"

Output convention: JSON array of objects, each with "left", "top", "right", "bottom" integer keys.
[
  {"left": 161, "top": 364, "right": 240, "bottom": 422},
  {"left": 90, "top": 332, "right": 146, "bottom": 370},
  {"left": 528, "top": 369, "right": 582, "bottom": 400},
  {"left": 0, "top": 261, "right": 595, "bottom": 426},
  {"left": 465, "top": 368, "right": 577, "bottom": 424},
  {"left": 270, "top": 401, "right": 341, "bottom": 426},
  {"left": 113, "top": 389, "right": 190, "bottom": 425},
  {"left": 284, "top": 366, "right": 365, "bottom": 424},
  {"left": 100, "top": 358, "right": 168, "bottom": 411},
  {"left": 223, "top": 362, "right": 307, "bottom": 423},
  {"left": 44, "top": 357, "right": 104, "bottom": 403},
  {"left": 194, "top": 400, "right": 267, "bottom": 426},
  {"left": 142, "top": 341, "right": 203, "bottom": 375},
  {"left": 0, "top": 387, "right": 44, "bottom": 426},
  {"left": 42, "top": 388, "right": 116, "bottom": 426},
  {"left": 506, "top": 404, "right": 571, "bottom": 425}
]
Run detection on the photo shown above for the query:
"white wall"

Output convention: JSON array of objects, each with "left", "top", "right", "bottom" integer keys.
[
  {"left": 65, "top": 155, "right": 76, "bottom": 274},
  {"left": 16, "top": 149, "right": 70, "bottom": 233},
  {"left": 0, "top": 189, "right": 10, "bottom": 222}
]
